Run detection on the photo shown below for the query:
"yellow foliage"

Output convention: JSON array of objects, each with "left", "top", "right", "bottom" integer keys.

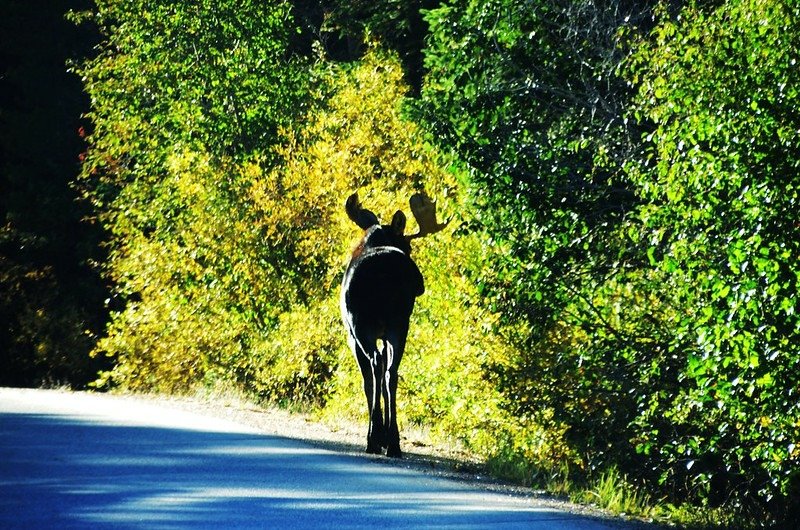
[
  {"left": 249, "top": 296, "right": 345, "bottom": 404},
  {"left": 249, "top": 50, "right": 457, "bottom": 296},
  {"left": 92, "top": 146, "right": 287, "bottom": 392},
  {"left": 95, "top": 47, "right": 574, "bottom": 480}
]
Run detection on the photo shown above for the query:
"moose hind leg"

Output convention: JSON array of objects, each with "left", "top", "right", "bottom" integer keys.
[
  {"left": 382, "top": 333, "right": 405, "bottom": 458},
  {"left": 383, "top": 368, "right": 402, "bottom": 457},
  {"left": 352, "top": 331, "right": 385, "bottom": 454},
  {"left": 379, "top": 339, "right": 395, "bottom": 452}
]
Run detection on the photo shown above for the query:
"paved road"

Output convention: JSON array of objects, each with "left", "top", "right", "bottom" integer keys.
[{"left": 0, "top": 388, "right": 623, "bottom": 529}]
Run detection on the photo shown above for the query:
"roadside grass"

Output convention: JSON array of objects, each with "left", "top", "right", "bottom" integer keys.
[{"left": 574, "top": 467, "right": 655, "bottom": 520}]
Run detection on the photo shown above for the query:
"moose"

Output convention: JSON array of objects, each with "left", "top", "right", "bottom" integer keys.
[{"left": 340, "top": 191, "right": 447, "bottom": 457}]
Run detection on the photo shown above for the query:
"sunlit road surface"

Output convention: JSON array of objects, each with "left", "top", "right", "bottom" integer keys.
[{"left": 1, "top": 388, "right": 622, "bottom": 529}]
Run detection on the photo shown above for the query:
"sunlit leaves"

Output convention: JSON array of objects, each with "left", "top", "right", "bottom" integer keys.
[{"left": 249, "top": 51, "right": 519, "bottom": 458}]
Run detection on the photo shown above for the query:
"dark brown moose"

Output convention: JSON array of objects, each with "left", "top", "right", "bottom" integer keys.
[{"left": 340, "top": 192, "right": 447, "bottom": 457}]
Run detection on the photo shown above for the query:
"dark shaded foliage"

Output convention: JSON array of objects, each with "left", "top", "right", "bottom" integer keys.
[{"left": 0, "top": 0, "right": 109, "bottom": 387}]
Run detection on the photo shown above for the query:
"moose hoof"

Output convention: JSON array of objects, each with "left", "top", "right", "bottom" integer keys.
[
  {"left": 365, "top": 444, "right": 383, "bottom": 455},
  {"left": 386, "top": 446, "right": 403, "bottom": 459}
]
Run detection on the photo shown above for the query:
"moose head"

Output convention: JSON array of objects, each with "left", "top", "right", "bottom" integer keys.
[{"left": 340, "top": 191, "right": 447, "bottom": 457}]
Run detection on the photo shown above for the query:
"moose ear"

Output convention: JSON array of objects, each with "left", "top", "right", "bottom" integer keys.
[{"left": 390, "top": 210, "right": 406, "bottom": 236}]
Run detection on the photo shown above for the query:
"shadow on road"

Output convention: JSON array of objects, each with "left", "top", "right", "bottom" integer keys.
[{"left": 0, "top": 411, "right": 621, "bottom": 529}]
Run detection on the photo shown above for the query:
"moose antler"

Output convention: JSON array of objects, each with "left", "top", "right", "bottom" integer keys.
[
  {"left": 406, "top": 192, "right": 449, "bottom": 240},
  {"left": 345, "top": 192, "right": 379, "bottom": 230}
]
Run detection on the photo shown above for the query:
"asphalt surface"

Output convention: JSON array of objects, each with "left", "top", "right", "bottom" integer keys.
[{"left": 0, "top": 388, "right": 626, "bottom": 529}]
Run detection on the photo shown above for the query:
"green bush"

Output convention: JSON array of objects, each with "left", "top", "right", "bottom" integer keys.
[
  {"left": 623, "top": 0, "right": 800, "bottom": 518},
  {"left": 420, "top": 0, "right": 799, "bottom": 524}
]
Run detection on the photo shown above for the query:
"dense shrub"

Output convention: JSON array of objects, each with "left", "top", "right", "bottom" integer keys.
[
  {"left": 419, "top": 0, "right": 799, "bottom": 523},
  {"left": 419, "top": 0, "right": 655, "bottom": 479},
  {"left": 623, "top": 0, "right": 800, "bottom": 518},
  {"left": 246, "top": 52, "right": 535, "bottom": 465}
]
